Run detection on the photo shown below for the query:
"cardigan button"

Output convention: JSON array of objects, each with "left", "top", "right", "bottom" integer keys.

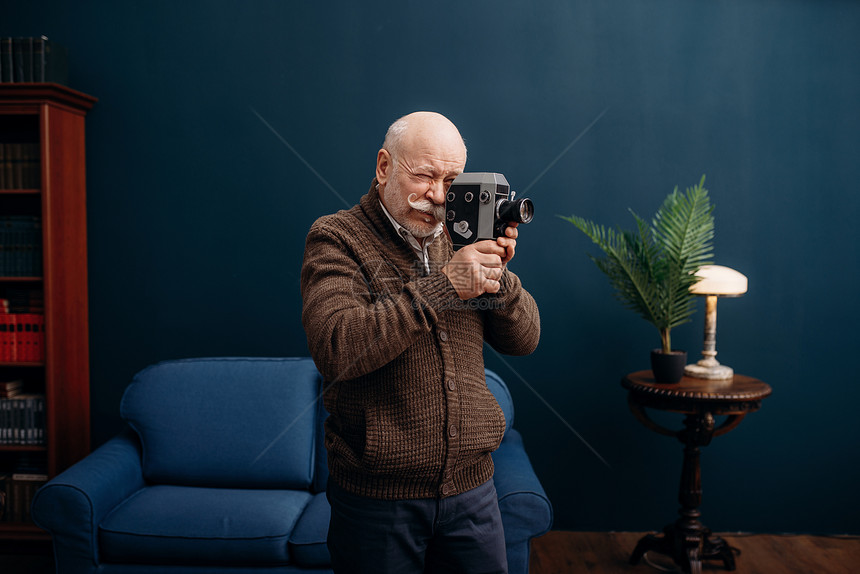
[
  {"left": 438, "top": 330, "right": 449, "bottom": 342},
  {"left": 448, "top": 425, "right": 458, "bottom": 437},
  {"left": 447, "top": 379, "right": 456, "bottom": 391}
]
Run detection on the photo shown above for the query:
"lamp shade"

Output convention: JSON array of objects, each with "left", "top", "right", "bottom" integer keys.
[{"left": 690, "top": 265, "right": 748, "bottom": 296}]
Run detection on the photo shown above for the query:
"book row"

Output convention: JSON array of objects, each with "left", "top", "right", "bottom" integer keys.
[
  {"left": 0, "top": 216, "right": 42, "bottom": 277},
  {"left": 0, "top": 286, "right": 43, "bottom": 314},
  {"left": 0, "top": 471, "right": 47, "bottom": 524},
  {"left": 0, "top": 314, "right": 45, "bottom": 363},
  {"left": 0, "top": 36, "right": 69, "bottom": 85},
  {"left": 0, "top": 379, "right": 22, "bottom": 399},
  {"left": 0, "top": 143, "right": 41, "bottom": 189},
  {"left": 0, "top": 394, "right": 45, "bottom": 446}
]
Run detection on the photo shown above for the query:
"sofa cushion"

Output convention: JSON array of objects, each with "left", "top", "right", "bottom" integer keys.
[
  {"left": 288, "top": 491, "right": 331, "bottom": 567},
  {"left": 121, "top": 357, "right": 322, "bottom": 488},
  {"left": 99, "top": 485, "right": 312, "bottom": 565}
]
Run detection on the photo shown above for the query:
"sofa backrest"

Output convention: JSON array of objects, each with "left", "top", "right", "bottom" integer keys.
[
  {"left": 121, "top": 357, "right": 324, "bottom": 489},
  {"left": 120, "top": 357, "right": 515, "bottom": 491}
]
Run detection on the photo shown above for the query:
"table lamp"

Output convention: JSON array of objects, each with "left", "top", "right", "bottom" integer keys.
[{"left": 684, "top": 265, "right": 748, "bottom": 380}]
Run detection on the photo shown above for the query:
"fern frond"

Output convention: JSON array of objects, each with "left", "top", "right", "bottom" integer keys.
[
  {"left": 653, "top": 175, "right": 714, "bottom": 275},
  {"left": 560, "top": 214, "right": 661, "bottom": 325},
  {"left": 560, "top": 175, "right": 716, "bottom": 348}
]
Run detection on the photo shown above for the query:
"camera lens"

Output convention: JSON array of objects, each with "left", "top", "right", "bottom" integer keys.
[
  {"left": 517, "top": 198, "right": 534, "bottom": 223},
  {"left": 497, "top": 197, "right": 534, "bottom": 224}
]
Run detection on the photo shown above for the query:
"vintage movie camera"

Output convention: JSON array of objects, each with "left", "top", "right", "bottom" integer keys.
[{"left": 445, "top": 172, "right": 534, "bottom": 250}]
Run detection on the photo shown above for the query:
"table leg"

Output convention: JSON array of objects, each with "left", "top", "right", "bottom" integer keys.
[
  {"left": 629, "top": 412, "right": 738, "bottom": 573},
  {"left": 702, "top": 531, "right": 737, "bottom": 570}
]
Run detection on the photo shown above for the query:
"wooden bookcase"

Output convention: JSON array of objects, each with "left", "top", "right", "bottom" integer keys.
[{"left": 0, "top": 84, "right": 95, "bottom": 539}]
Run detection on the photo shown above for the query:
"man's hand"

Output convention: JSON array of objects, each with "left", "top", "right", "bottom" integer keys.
[
  {"left": 498, "top": 223, "right": 517, "bottom": 265},
  {"left": 440, "top": 224, "right": 516, "bottom": 300},
  {"left": 442, "top": 240, "right": 504, "bottom": 299}
]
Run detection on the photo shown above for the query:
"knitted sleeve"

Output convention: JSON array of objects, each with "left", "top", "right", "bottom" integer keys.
[
  {"left": 301, "top": 219, "right": 460, "bottom": 382},
  {"left": 482, "top": 267, "right": 541, "bottom": 356}
]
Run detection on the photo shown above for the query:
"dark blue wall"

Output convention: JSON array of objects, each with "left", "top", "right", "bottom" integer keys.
[{"left": 7, "top": 0, "right": 859, "bottom": 534}]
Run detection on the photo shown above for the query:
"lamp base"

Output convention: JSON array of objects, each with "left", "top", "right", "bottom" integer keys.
[{"left": 684, "top": 362, "right": 734, "bottom": 380}]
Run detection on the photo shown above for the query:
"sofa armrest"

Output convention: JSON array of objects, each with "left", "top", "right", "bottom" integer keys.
[
  {"left": 32, "top": 428, "right": 146, "bottom": 569},
  {"left": 492, "top": 428, "right": 553, "bottom": 543}
]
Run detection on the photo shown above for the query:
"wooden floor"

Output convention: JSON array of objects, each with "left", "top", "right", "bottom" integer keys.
[
  {"left": 3, "top": 531, "right": 860, "bottom": 573},
  {"left": 530, "top": 531, "right": 860, "bottom": 574}
]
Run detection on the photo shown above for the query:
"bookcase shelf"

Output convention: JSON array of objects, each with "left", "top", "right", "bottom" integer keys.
[
  {"left": 0, "top": 84, "right": 95, "bottom": 537},
  {"left": 0, "top": 445, "right": 47, "bottom": 452},
  {"left": 0, "top": 521, "right": 45, "bottom": 540}
]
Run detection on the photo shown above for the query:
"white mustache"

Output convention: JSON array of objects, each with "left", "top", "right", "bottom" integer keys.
[{"left": 407, "top": 194, "right": 445, "bottom": 222}]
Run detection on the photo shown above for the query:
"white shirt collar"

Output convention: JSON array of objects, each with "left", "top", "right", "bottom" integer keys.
[
  {"left": 378, "top": 200, "right": 444, "bottom": 248},
  {"left": 379, "top": 200, "right": 444, "bottom": 274}
]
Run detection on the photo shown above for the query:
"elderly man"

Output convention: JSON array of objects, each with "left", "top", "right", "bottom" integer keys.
[{"left": 300, "top": 111, "right": 540, "bottom": 574}]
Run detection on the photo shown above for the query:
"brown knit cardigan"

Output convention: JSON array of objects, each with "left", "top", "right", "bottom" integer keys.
[{"left": 300, "top": 180, "right": 540, "bottom": 500}]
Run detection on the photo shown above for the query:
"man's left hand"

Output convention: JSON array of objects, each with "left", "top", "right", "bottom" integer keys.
[{"left": 498, "top": 223, "right": 517, "bottom": 265}]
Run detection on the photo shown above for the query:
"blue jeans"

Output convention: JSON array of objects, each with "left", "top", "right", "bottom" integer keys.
[{"left": 326, "top": 478, "right": 507, "bottom": 574}]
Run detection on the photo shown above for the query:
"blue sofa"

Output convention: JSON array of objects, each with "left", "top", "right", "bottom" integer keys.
[{"left": 32, "top": 357, "right": 552, "bottom": 573}]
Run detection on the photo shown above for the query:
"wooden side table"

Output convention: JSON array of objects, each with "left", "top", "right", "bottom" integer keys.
[{"left": 621, "top": 371, "right": 772, "bottom": 574}]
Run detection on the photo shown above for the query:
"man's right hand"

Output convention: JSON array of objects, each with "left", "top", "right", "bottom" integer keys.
[{"left": 442, "top": 240, "right": 507, "bottom": 300}]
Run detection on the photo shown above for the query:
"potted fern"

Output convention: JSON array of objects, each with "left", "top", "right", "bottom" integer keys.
[{"left": 561, "top": 175, "right": 715, "bottom": 383}]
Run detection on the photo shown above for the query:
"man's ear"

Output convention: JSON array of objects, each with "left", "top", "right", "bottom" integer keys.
[{"left": 376, "top": 149, "right": 392, "bottom": 185}]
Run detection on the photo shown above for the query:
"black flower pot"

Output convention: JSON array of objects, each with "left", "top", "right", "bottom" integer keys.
[{"left": 650, "top": 349, "right": 687, "bottom": 384}]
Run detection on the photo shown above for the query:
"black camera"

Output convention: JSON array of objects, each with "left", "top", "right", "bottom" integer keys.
[{"left": 445, "top": 172, "right": 534, "bottom": 250}]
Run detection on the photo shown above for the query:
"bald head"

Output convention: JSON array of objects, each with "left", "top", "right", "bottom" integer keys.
[{"left": 382, "top": 112, "right": 467, "bottom": 165}]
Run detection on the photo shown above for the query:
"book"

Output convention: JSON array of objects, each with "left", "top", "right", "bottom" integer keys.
[
  {"left": 0, "top": 144, "right": 40, "bottom": 190},
  {"left": 1, "top": 286, "right": 44, "bottom": 313},
  {"left": 12, "top": 38, "right": 29, "bottom": 82},
  {"left": 0, "top": 394, "right": 45, "bottom": 445},
  {"left": 0, "top": 216, "right": 42, "bottom": 276},
  {"left": 21, "top": 142, "right": 40, "bottom": 188},
  {"left": 0, "top": 36, "right": 69, "bottom": 86},
  {"left": 38, "top": 36, "right": 69, "bottom": 85},
  {"left": 0, "top": 473, "right": 8, "bottom": 522},
  {"left": 0, "top": 38, "right": 12, "bottom": 83},
  {"left": 0, "top": 313, "right": 44, "bottom": 363},
  {"left": 0, "top": 379, "right": 23, "bottom": 398},
  {"left": 0, "top": 314, "right": 12, "bottom": 362},
  {"left": 2, "top": 462, "right": 47, "bottom": 523}
]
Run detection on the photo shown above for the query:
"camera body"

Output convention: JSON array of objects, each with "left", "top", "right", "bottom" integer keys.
[{"left": 445, "top": 172, "right": 534, "bottom": 250}]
